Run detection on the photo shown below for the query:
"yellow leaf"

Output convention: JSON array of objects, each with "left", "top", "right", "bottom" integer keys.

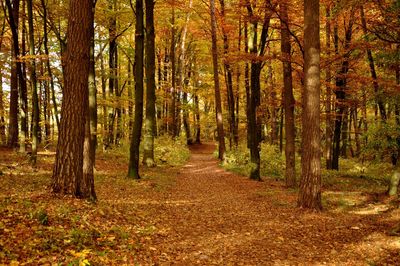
[{"left": 79, "top": 259, "right": 91, "bottom": 266}]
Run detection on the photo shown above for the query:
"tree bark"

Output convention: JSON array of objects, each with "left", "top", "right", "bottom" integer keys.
[
  {"left": 325, "top": 5, "right": 333, "bottom": 169},
  {"left": 280, "top": 0, "right": 296, "bottom": 188},
  {"left": 210, "top": 0, "right": 226, "bottom": 160},
  {"left": 106, "top": 0, "right": 118, "bottom": 147},
  {"left": 82, "top": 0, "right": 97, "bottom": 201},
  {"left": 169, "top": 1, "right": 177, "bottom": 137},
  {"left": 298, "top": 0, "right": 322, "bottom": 210},
  {"left": 180, "top": 0, "right": 194, "bottom": 145},
  {"left": 246, "top": 1, "right": 271, "bottom": 180},
  {"left": 5, "top": 0, "right": 20, "bottom": 149},
  {"left": 332, "top": 11, "right": 354, "bottom": 170},
  {"left": 143, "top": 0, "right": 157, "bottom": 167},
  {"left": 27, "top": 0, "right": 39, "bottom": 165},
  {"left": 19, "top": 0, "right": 27, "bottom": 153},
  {"left": 41, "top": 0, "right": 60, "bottom": 133},
  {"left": 219, "top": 0, "right": 236, "bottom": 148},
  {"left": 52, "top": 0, "right": 93, "bottom": 198},
  {"left": 128, "top": 0, "right": 144, "bottom": 179},
  {"left": 0, "top": 21, "right": 6, "bottom": 145}
]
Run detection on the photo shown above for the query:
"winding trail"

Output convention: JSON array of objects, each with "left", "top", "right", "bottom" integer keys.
[{"left": 136, "top": 143, "right": 398, "bottom": 265}]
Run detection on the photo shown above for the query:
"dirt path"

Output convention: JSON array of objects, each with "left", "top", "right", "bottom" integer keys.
[{"left": 134, "top": 143, "right": 400, "bottom": 265}]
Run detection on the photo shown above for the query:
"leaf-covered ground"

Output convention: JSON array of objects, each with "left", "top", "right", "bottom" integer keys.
[{"left": 1, "top": 144, "right": 400, "bottom": 265}]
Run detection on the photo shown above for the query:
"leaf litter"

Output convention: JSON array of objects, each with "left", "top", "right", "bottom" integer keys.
[{"left": 0, "top": 144, "right": 399, "bottom": 265}]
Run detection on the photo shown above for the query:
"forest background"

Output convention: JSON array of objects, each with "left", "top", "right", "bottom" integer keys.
[{"left": 0, "top": 0, "right": 400, "bottom": 264}]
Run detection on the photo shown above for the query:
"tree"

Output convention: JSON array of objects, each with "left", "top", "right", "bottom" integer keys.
[
  {"left": 169, "top": 0, "right": 177, "bottom": 137},
  {"left": 52, "top": 0, "right": 94, "bottom": 198},
  {"left": 331, "top": 8, "right": 355, "bottom": 170},
  {"left": 210, "top": 0, "right": 226, "bottom": 160},
  {"left": 0, "top": 20, "right": 6, "bottom": 145},
  {"left": 219, "top": 0, "right": 237, "bottom": 148},
  {"left": 280, "top": 0, "right": 296, "bottom": 187},
  {"left": 5, "top": 0, "right": 21, "bottom": 149},
  {"left": 143, "top": 0, "right": 157, "bottom": 167},
  {"left": 298, "top": 0, "right": 322, "bottom": 210},
  {"left": 27, "top": 0, "right": 39, "bottom": 165},
  {"left": 245, "top": 0, "right": 272, "bottom": 180},
  {"left": 128, "top": 0, "right": 144, "bottom": 179},
  {"left": 82, "top": 0, "right": 98, "bottom": 201},
  {"left": 180, "top": 0, "right": 194, "bottom": 146}
]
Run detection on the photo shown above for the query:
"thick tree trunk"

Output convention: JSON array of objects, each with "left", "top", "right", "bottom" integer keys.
[
  {"left": 280, "top": 0, "right": 296, "bottom": 187},
  {"left": 52, "top": 0, "right": 93, "bottom": 198},
  {"left": 128, "top": 0, "right": 144, "bottom": 179},
  {"left": 210, "top": 0, "right": 226, "bottom": 160},
  {"left": 5, "top": 0, "right": 20, "bottom": 149},
  {"left": 298, "top": 0, "right": 322, "bottom": 210},
  {"left": 143, "top": 0, "right": 157, "bottom": 167}
]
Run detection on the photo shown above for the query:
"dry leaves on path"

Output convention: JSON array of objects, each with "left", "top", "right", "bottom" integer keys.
[{"left": 0, "top": 144, "right": 399, "bottom": 265}]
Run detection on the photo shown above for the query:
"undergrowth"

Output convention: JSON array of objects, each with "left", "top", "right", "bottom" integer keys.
[
  {"left": 98, "top": 135, "right": 190, "bottom": 167},
  {"left": 221, "top": 141, "right": 392, "bottom": 192}
]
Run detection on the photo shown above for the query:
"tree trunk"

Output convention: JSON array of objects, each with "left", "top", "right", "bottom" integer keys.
[
  {"left": 82, "top": 2, "right": 97, "bottom": 201},
  {"left": 210, "top": 0, "right": 226, "bottom": 160},
  {"left": 298, "top": 0, "right": 322, "bottom": 210},
  {"left": 128, "top": 61, "right": 133, "bottom": 133},
  {"left": 280, "top": 0, "right": 296, "bottom": 187},
  {"left": 194, "top": 94, "right": 201, "bottom": 144},
  {"left": 246, "top": 3, "right": 270, "bottom": 180},
  {"left": 169, "top": 2, "right": 177, "bottom": 137},
  {"left": 0, "top": 21, "right": 6, "bottom": 145},
  {"left": 52, "top": 0, "right": 93, "bottom": 198},
  {"left": 360, "top": 7, "right": 386, "bottom": 121},
  {"left": 128, "top": 0, "right": 144, "bottom": 179},
  {"left": 180, "top": 0, "right": 194, "bottom": 145},
  {"left": 100, "top": 54, "right": 107, "bottom": 149},
  {"left": 27, "top": 0, "right": 39, "bottom": 165},
  {"left": 268, "top": 63, "right": 278, "bottom": 145},
  {"left": 19, "top": 0, "right": 27, "bottom": 153},
  {"left": 325, "top": 5, "right": 333, "bottom": 169},
  {"left": 41, "top": 0, "right": 60, "bottom": 133},
  {"left": 107, "top": 0, "right": 118, "bottom": 147},
  {"left": 143, "top": 0, "right": 157, "bottom": 167},
  {"left": 235, "top": 18, "right": 241, "bottom": 146},
  {"left": 5, "top": 0, "right": 20, "bottom": 149},
  {"left": 341, "top": 108, "right": 349, "bottom": 158},
  {"left": 331, "top": 11, "right": 354, "bottom": 170},
  {"left": 219, "top": 0, "right": 236, "bottom": 149}
]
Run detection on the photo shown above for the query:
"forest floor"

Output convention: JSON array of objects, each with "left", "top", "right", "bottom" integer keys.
[{"left": 1, "top": 143, "right": 400, "bottom": 265}]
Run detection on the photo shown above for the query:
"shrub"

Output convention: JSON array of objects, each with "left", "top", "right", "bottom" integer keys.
[{"left": 222, "top": 142, "right": 285, "bottom": 179}]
